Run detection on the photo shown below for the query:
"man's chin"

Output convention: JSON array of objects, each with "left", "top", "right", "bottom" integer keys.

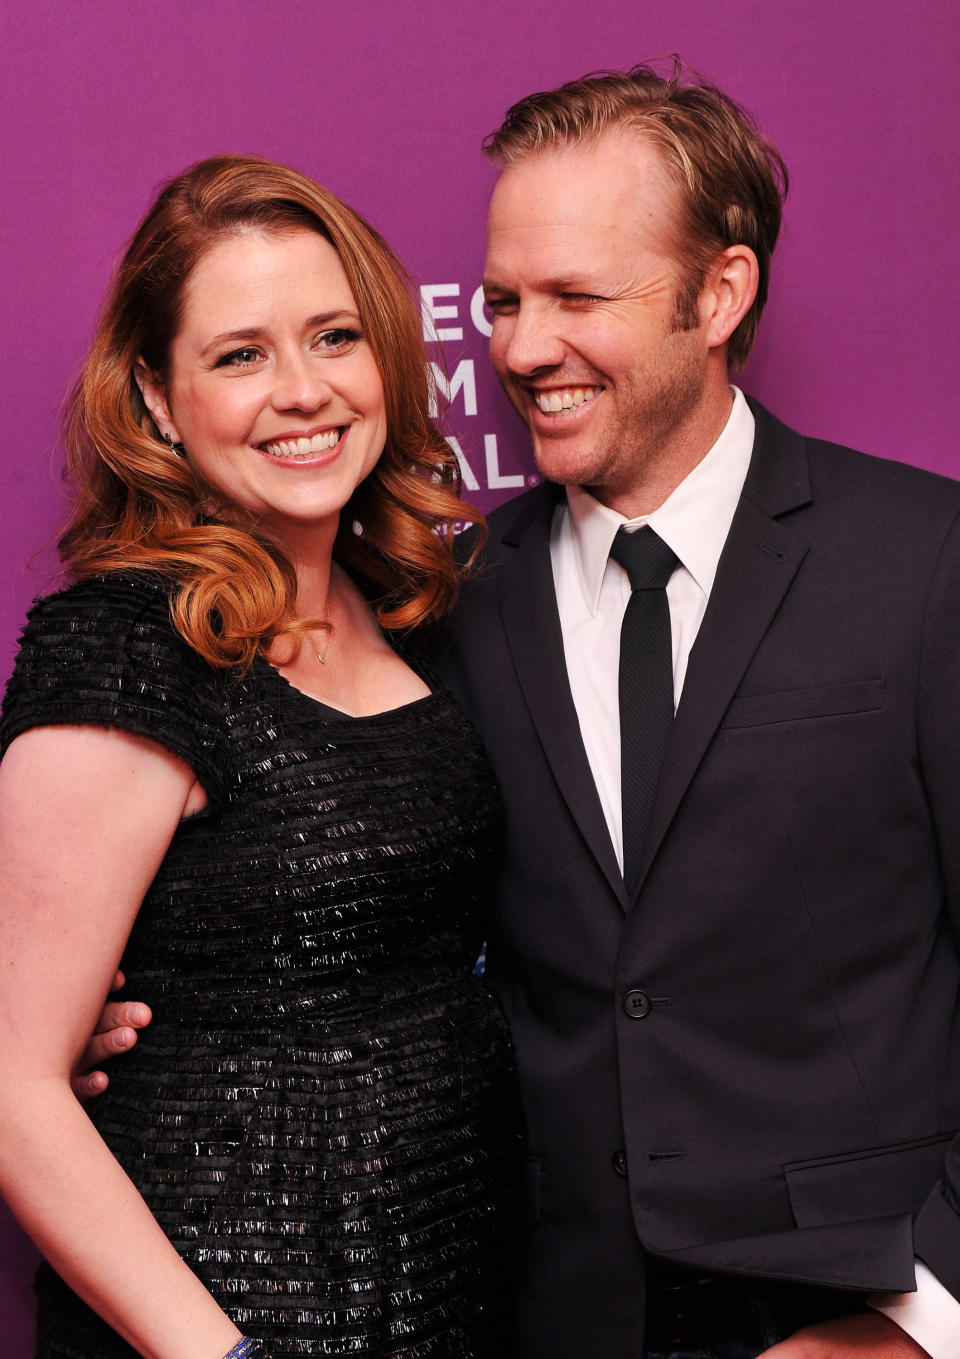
[{"left": 532, "top": 443, "right": 603, "bottom": 488}]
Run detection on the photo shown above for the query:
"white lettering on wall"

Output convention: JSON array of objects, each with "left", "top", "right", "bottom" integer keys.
[
  {"left": 421, "top": 281, "right": 532, "bottom": 494},
  {"left": 420, "top": 284, "right": 463, "bottom": 342},
  {"left": 470, "top": 285, "right": 493, "bottom": 338},
  {"left": 428, "top": 359, "right": 477, "bottom": 418},
  {"left": 484, "top": 434, "right": 524, "bottom": 490},
  {"left": 444, "top": 436, "right": 480, "bottom": 492}
]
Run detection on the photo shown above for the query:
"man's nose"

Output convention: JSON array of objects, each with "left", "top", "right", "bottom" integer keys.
[{"left": 499, "top": 306, "right": 565, "bottom": 375}]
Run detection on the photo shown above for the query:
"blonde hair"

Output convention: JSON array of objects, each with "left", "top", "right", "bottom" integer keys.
[
  {"left": 486, "top": 62, "right": 787, "bottom": 369},
  {"left": 60, "top": 154, "right": 482, "bottom": 668}
]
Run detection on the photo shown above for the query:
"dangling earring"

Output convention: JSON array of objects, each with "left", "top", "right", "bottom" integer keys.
[{"left": 161, "top": 431, "right": 187, "bottom": 457}]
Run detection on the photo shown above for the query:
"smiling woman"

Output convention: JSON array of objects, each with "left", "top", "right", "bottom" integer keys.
[
  {"left": 134, "top": 230, "right": 389, "bottom": 555},
  {"left": 61, "top": 155, "right": 480, "bottom": 669},
  {"left": 0, "top": 157, "right": 521, "bottom": 1359}
]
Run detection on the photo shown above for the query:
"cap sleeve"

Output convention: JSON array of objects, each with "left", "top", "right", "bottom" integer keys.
[{"left": 1, "top": 575, "right": 227, "bottom": 807}]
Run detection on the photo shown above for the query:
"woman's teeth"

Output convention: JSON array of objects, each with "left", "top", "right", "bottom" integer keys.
[
  {"left": 261, "top": 430, "right": 341, "bottom": 459},
  {"left": 534, "top": 386, "right": 599, "bottom": 414}
]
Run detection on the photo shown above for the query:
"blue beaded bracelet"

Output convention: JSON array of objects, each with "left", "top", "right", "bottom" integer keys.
[{"left": 221, "top": 1340, "right": 267, "bottom": 1359}]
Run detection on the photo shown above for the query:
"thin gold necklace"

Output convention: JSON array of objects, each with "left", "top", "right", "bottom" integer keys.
[{"left": 314, "top": 629, "right": 334, "bottom": 665}]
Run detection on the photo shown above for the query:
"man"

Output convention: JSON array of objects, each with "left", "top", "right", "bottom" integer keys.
[
  {"left": 438, "top": 67, "right": 960, "bottom": 1358},
  {"left": 85, "top": 67, "right": 960, "bottom": 1358}
]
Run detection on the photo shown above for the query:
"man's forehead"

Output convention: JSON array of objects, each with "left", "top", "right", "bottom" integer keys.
[
  {"left": 482, "top": 231, "right": 626, "bottom": 291},
  {"left": 493, "top": 130, "right": 670, "bottom": 197},
  {"left": 486, "top": 133, "right": 679, "bottom": 245},
  {"left": 484, "top": 135, "right": 681, "bottom": 283}
]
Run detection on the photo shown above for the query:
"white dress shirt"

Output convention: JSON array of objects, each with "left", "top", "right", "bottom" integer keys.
[
  {"left": 548, "top": 385, "right": 956, "bottom": 1358},
  {"left": 550, "top": 386, "right": 753, "bottom": 872}
]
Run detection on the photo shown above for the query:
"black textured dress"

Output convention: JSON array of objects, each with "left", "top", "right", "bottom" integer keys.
[{"left": 0, "top": 575, "right": 522, "bottom": 1358}]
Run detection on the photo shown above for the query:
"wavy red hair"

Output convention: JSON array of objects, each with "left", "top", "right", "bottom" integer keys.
[{"left": 59, "top": 155, "right": 483, "bottom": 669}]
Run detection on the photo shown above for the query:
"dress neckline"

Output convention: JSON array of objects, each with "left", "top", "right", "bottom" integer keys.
[{"left": 256, "top": 655, "right": 440, "bottom": 723}]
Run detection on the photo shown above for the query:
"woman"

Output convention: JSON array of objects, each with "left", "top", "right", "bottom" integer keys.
[{"left": 0, "top": 156, "right": 521, "bottom": 1359}]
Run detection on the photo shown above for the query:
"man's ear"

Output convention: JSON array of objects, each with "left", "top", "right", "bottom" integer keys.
[
  {"left": 134, "top": 359, "right": 180, "bottom": 444},
  {"left": 701, "top": 245, "right": 759, "bottom": 351}
]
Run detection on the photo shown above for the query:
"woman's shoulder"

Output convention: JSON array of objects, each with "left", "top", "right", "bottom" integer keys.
[
  {"left": 2, "top": 572, "right": 228, "bottom": 786},
  {"left": 11, "top": 570, "right": 223, "bottom": 692},
  {"left": 16, "top": 572, "right": 209, "bottom": 675},
  {"left": 22, "top": 571, "right": 175, "bottom": 634}
]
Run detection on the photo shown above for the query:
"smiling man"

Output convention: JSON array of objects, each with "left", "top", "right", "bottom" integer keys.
[
  {"left": 439, "top": 65, "right": 960, "bottom": 1359},
  {"left": 483, "top": 130, "right": 737, "bottom": 519}
]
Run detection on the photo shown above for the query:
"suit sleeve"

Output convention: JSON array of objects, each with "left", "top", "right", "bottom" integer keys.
[{"left": 911, "top": 509, "right": 960, "bottom": 1296}]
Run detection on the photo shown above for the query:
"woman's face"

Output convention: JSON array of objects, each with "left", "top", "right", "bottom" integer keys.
[{"left": 138, "top": 227, "right": 387, "bottom": 544}]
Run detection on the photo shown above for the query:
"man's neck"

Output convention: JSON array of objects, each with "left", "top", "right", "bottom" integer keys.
[{"left": 587, "top": 383, "right": 736, "bottom": 519}]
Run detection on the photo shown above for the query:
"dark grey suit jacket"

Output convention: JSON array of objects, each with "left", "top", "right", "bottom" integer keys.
[{"left": 439, "top": 400, "right": 960, "bottom": 1358}]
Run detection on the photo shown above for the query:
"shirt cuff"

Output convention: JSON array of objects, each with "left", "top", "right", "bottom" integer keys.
[{"left": 868, "top": 1260, "right": 960, "bottom": 1358}]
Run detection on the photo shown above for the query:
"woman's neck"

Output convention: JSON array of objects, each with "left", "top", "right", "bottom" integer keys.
[{"left": 272, "top": 518, "right": 339, "bottom": 619}]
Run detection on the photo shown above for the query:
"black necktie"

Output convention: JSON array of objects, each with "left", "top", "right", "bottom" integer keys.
[{"left": 609, "top": 526, "right": 679, "bottom": 896}]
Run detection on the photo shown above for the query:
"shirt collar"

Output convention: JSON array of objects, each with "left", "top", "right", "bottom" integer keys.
[{"left": 564, "top": 386, "right": 755, "bottom": 614}]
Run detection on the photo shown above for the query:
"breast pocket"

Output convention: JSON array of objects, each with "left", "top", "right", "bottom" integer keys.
[{"left": 721, "top": 678, "right": 884, "bottom": 730}]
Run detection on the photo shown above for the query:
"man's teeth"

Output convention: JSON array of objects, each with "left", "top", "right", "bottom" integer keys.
[
  {"left": 262, "top": 430, "right": 341, "bottom": 458},
  {"left": 534, "top": 387, "right": 599, "bottom": 414}
]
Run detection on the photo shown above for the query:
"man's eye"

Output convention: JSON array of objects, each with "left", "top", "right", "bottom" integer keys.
[
  {"left": 561, "top": 292, "right": 602, "bottom": 304},
  {"left": 485, "top": 297, "right": 518, "bottom": 316}
]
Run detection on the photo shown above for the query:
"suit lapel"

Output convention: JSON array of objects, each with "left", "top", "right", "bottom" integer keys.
[
  {"left": 637, "top": 402, "right": 813, "bottom": 885},
  {"left": 497, "top": 487, "right": 628, "bottom": 905}
]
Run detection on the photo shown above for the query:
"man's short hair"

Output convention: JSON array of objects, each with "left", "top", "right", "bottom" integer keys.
[{"left": 485, "top": 61, "right": 788, "bottom": 369}]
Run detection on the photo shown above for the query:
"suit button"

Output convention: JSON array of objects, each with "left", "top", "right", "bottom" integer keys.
[
  {"left": 612, "top": 1148, "right": 628, "bottom": 1176},
  {"left": 623, "top": 989, "right": 651, "bottom": 1019}
]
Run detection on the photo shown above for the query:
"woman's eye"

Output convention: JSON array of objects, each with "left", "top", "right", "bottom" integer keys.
[
  {"left": 216, "top": 347, "right": 262, "bottom": 368},
  {"left": 317, "top": 328, "right": 362, "bottom": 352}
]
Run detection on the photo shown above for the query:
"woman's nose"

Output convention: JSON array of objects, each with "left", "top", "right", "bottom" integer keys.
[{"left": 271, "top": 353, "right": 332, "bottom": 412}]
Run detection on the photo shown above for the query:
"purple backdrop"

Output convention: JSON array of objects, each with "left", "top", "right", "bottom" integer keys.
[{"left": 2, "top": 1, "right": 959, "bottom": 1350}]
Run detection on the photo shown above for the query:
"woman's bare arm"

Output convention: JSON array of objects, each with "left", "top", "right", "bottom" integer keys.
[{"left": 0, "top": 725, "right": 243, "bottom": 1359}]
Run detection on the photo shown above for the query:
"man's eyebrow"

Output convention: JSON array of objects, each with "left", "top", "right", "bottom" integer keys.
[{"left": 483, "top": 275, "right": 603, "bottom": 295}]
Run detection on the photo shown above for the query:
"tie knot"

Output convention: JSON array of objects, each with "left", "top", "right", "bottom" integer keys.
[{"left": 610, "top": 527, "right": 679, "bottom": 591}]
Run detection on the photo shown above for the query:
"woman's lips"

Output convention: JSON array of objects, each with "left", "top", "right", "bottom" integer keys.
[{"left": 259, "top": 428, "right": 343, "bottom": 459}]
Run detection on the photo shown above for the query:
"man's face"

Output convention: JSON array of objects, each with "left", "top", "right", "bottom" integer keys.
[{"left": 483, "top": 131, "right": 717, "bottom": 514}]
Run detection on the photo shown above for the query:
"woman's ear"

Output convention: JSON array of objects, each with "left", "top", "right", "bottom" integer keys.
[{"left": 134, "top": 359, "right": 180, "bottom": 444}]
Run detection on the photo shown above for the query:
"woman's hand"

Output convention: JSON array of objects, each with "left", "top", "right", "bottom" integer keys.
[{"left": 70, "top": 970, "right": 152, "bottom": 1102}]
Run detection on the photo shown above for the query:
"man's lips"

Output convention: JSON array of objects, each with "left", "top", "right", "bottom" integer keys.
[{"left": 532, "top": 385, "right": 601, "bottom": 414}]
